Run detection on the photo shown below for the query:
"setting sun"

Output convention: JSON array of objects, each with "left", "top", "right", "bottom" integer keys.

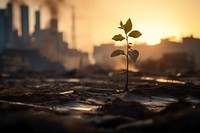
[
  {"left": 137, "top": 20, "right": 177, "bottom": 45},
  {"left": 138, "top": 13, "right": 179, "bottom": 45}
]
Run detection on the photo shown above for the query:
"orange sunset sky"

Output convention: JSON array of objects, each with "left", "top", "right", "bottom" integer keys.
[{"left": 0, "top": 0, "right": 200, "bottom": 52}]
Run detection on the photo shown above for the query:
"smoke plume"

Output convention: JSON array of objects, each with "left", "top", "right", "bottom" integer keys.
[
  {"left": 10, "top": 0, "right": 68, "bottom": 19},
  {"left": 10, "top": 0, "right": 26, "bottom": 5},
  {"left": 44, "top": 0, "right": 66, "bottom": 19}
]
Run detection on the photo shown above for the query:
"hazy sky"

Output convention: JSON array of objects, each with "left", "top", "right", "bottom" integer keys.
[{"left": 1, "top": 0, "right": 200, "bottom": 52}]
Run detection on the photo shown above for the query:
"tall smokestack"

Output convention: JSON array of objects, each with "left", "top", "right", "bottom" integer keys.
[
  {"left": 71, "top": 6, "right": 76, "bottom": 49},
  {"left": 34, "top": 10, "right": 40, "bottom": 35},
  {"left": 20, "top": 4, "right": 29, "bottom": 42},
  {"left": 6, "top": 2, "right": 14, "bottom": 48},
  {"left": 0, "top": 10, "right": 6, "bottom": 51},
  {"left": 50, "top": 19, "right": 58, "bottom": 32}
]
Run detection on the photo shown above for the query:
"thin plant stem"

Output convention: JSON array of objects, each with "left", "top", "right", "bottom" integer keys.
[
  {"left": 125, "top": 33, "right": 129, "bottom": 91},
  {"left": 111, "top": 19, "right": 141, "bottom": 91}
]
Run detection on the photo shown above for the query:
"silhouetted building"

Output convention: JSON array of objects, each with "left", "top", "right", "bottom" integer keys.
[
  {"left": 0, "top": 3, "right": 90, "bottom": 72},
  {"left": 0, "top": 3, "right": 18, "bottom": 50},
  {"left": 30, "top": 14, "right": 90, "bottom": 70},
  {"left": 182, "top": 36, "right": 200, "bottom": 69},
  {"left": 182, "top": 35, "right": 200, "bottom": 46},
  {"left": 94, "top": 37, "right": 200, "bottom": 73},
  {"left": 34, "top": 10, "right": 40, "bottom": 36},
  {"left": 71, "top": 6, "right": 76, "bottom": 48},
  {"left": 50, "top": 19, "right": 58, "bottom": 33},
  {"left": 32, "top": 10, "right": 41, "bottom": 41},
  {"left": 0, "top": 9, "right": 6, "bottom": 51},
  {"left": 5, "top": 2, "right": 14, "bottom": 48},
  {"left": 160, "top": 52, "right": 195, "bottom": 74},
  {"left": 21, "top": 5, "right": 29, "bottom": 43},
  {"left": 0, "top": 49, "right": 65, "bottom": 72}
]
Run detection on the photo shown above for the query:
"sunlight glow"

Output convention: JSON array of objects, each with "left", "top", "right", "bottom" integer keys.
[
  {"left": 137, "top": 20, "right": 176, "bottom": 45},
  {"left": 1, "top": 0, "right": 200, "bottom": 51},
  {"left": 140, "top": 34, "right": 161, "bottom": 45}
]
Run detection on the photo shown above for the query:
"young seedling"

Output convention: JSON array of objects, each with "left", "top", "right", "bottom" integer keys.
[{"left": 111, "top": 18, "right": 142, "bottom": 91}]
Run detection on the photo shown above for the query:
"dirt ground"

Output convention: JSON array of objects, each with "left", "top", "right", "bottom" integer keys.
[{"left": 0, "top": 69, "right": 200, "bottom": 133}]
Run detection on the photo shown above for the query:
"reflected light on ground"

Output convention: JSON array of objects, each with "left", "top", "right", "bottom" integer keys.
[
  {"left": 141, "top": 76, "right": 185, "bottom": 84},
  {"left": 54, "top": 103, "right": 99, "bottom": 112},
  {"left": 155, "top": 78, "right": 185, "bottom": 84},
  {"left": 45, "top": 78, "right": 80, "bottom": 83},
  {"left": 59, "top": 90, "right": 74, "bottom": 95}
]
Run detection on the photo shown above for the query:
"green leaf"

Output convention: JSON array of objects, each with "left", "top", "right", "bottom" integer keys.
[
  {"left": 124, "top": 18, "right": 132, "bottom": 34},
  {"left": 120, "top": 21, "right": 123, "bottom": 27},
  {"left": 112, "top": 34, "right": 125, "bottom": 41},
  {"left": 118, "top": 21, "right": 124, "bottom": 29},
  {"left": 128, "top": 30, "right": 142, "bottom": 38},
  {"left": 112, "top": 70, "right": 126, "bottom": 75},
  {"left": 111, "top": 50, "right": 125, "bottom": 57},
  {"left": 128, "top": 49, "right": 139, "bottom": 62}
]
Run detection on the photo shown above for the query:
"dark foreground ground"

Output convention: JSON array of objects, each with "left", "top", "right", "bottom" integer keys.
[{"left": 1, "top": 68, "right": 200, "bottom": 133}]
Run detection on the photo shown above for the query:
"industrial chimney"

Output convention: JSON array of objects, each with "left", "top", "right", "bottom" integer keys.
[
  {"left": 6, "top": 2, "right": 14, "bottom": 48},
  {"left": 34, "top": 10, "right": 40, "bottom": 36},
  {"left": 50, "top": 19, "right": 58, "bottom": 33},
  {"left": 20, "top": 4, "right": 29, "bottom": 43},
  {"left": 71, "top": 6, "right": 76, "bottom": 49}
]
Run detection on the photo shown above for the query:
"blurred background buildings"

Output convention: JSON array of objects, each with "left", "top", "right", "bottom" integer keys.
[
  {"left": 0, "top": 2, "right": 89, "bottom": 72},
  {"left": 94, "top": 36, "right": 200, "bottom": 75},
  {"left": 0, "top": 1, "right": 200, "bottom": 76}
]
